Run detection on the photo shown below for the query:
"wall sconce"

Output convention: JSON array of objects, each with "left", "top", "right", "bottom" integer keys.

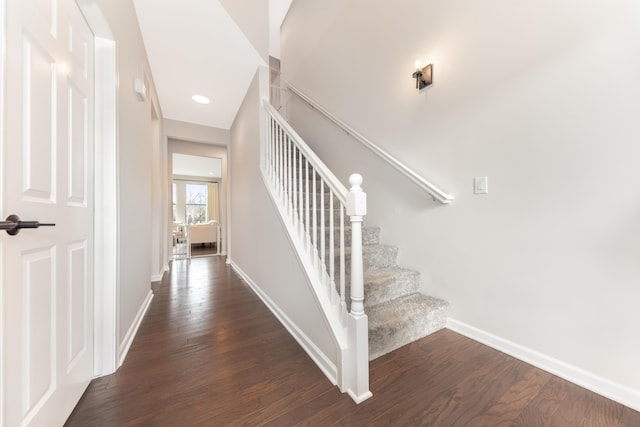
[{"left": 412, "top": 63, "right": 433, "bottom": 90}]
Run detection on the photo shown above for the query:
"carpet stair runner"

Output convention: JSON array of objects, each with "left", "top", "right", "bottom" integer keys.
[
  {"left": 305, "top": 175, "right": 449, "bottom": 360},
  {"left": 313, "top": 199, "right": 449, "bottom": 360},
  {"left": 350, "top": 225, "right": 449, "bottom": 360}
]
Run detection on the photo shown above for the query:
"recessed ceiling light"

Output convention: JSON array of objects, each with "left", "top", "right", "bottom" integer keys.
[{"left": 192, "top": 95, "right": 210, "bottom": 105}]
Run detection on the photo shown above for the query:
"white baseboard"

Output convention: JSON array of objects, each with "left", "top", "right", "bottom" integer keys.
[
  {"left": 118, "top": 290, "right": 154, "bottom": 367},
  {"left": 151, "top": 264, "right": 169, "bottom": 282},
  {"left": 447, "top": 318, "right": 640, "bottom": 412},
  {"left": 229, "top": 260, "right": 338, "bottom": 386}
]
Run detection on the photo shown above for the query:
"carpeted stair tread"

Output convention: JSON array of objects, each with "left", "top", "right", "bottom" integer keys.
[
  {"left": 363, "top": 267, "right": 421, "bottom": 307},
  {"left": 279, "top": 169, "right": 452, "bottom": 363},
  {"left": 344, "top": 267, "right": 422, "bottom": 309},
  {"left": 361, "top": 226, "right": 380, "bottom": 245},
  {"left": 323, "top": 226, "right": 380, "bottom": 246},
  {"left": 342, "top": 244, "right": 398, "bottom": 270},
  {"left": 368, "top": 293, "right": 449, "bottom": 360},
  {"left": 314, "top": 208, "right": 363, "bottom": 226}
]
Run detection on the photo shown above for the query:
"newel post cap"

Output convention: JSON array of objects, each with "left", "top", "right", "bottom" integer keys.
[{"left": 347, "top": 174, "right": 367, "bottom": 217}]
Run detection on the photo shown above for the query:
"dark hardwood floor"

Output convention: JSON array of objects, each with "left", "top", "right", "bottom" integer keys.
[
  {"left": 65, "top": 257, "right": 640, "bottom": 426},
  {"left": 190, "top": 243, "right": 218, "bottom": 257}
]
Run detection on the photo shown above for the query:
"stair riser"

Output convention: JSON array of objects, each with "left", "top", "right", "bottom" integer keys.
[
  {"left": 347, "top": 227, "right": 379, "bottom": 246},
  {"left": 355, "top": 271, "right": 422, "bottom": 308},
  {"left": 362, "top": 247, "right": 397, "bottom": 270},
  {"left": 303, "top": 226, "right": 379, "bottom": 249},
  {"left": 368, "top": 296, "right": 449, "bottom": 360},
  {"left": 294, "top": 191, "right": 339, "bottom": 205},
  {"left": 344, "top": 282, "right": 422, "bottom": 309},
  {"left": 335, "top": 246, "right": 398, "bottom": 272},
  {"left": 308, "top": 210, "right": 345, "bottom": 225},
  {"left": 284, "top": 172, "right": 336, "bottom": 187},
  {"left": 368, "top": 309, "right": 447, "bottom": 360},
  {"left": 293, "top": 199, "right": 348, "bottom": 218},
  {"left": 315, "top": 226, "right": 379, "bottom": 247},
  {"left": 318, "top": 246, "right": 398, "bottom": 276},
  {"left": 289, "top": 210, "right": 375, "bottom": 233},
  {"left": 309, "top": 210, "right": 373, "bottom": 227}
]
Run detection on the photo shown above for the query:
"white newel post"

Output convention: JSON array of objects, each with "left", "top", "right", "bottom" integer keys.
[
  {"left": 346, "top": 174, "right": 372, "bottom": 402},
  {"left": 347, "top": 174, "right": 366, "bottom": 316}
]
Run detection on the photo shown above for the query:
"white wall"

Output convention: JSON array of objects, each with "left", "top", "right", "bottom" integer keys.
[
  {"left": 165, "top": 119, "right": 230, "bottom": 146},
  {"left": 94, "top": 0, "right": 163, "bottom": 357},
  {"left": 229, "top": 69, "right": 337, "bottom": 368},
  {"left": 217, "top": 0, "right": 294, "bottom": 61},
  {"left": 281, "top": 0, "right": 640, "bottom": 406},
  {"left": 219, "top": 0, "right": 269, "bottom": 62},
  {"left": 269, "top": 0, "right": 293, "bottom": 58}
]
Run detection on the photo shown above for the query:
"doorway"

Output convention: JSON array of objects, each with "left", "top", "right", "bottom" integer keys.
[{"left": 172, "top": 153, "right": 222, "bottom": 258}]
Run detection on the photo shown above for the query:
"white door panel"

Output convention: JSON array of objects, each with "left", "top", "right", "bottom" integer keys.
[
  {"left": 2, "top": 0, "right": 95, "bottom": 425},
  {"left": 22, "top": 34, "right": 57, "bottom": 203},
  {"left": 20, "top": 246, "right": 57, "bottom": 422}
]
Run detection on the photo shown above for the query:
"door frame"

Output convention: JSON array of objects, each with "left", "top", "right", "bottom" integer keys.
[
  {"left": 75, "top": 0, "right": 119, "bottom": 377},
  {"left": 0, "top": 0, "right": 6, "bottom": 422}
]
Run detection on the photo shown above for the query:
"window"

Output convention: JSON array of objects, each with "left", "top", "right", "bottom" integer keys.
[{"left": 185, "top": 183, "right": 207, "bottom": 224}]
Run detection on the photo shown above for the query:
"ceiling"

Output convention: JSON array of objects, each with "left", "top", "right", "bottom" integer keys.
[{"left": 132, "top": 0, "right": 292, "bottom": 130}]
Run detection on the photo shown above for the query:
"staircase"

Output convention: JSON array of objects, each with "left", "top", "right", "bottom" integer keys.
[
  {"left": 332, "top": 216, "right": 449, "bottom": 359},
  {"left": 317, "top": 191, "right": 449, "bottom": 359},
  {"left": 262, "top": 95, "right": 449, "bottom": 402}
]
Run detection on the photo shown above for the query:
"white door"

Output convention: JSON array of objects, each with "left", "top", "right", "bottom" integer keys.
[{"left": 1, "top": 0, "right": 95, "bottom": 425}]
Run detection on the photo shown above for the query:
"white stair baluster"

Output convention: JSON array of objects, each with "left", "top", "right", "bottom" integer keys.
[
  {"left": 278, "top": 126, "right": 283, "bottom": 198},
  {"left": 340, "top": 205, "right": 346, "bottom": 323},
  {"left": 312, "top": 168, "right": 317, "bottom": 265},
  {"left": 292, "top": 145, "right": 298, "bottom": 228},
  {"left": 305, "top": 159, "right": 311, "bottom": 251},
  {"left": 329, "top": 190, "right": 336, "bottom": 303},
  {"left": 299, "top": 149, "right": 304, "bottom": 237},
  {"left": 320, "top": 179, "right": 326, "bottom": 283},
  {"left": 287, "top": 135, "right": 292, "bottom": 215}
]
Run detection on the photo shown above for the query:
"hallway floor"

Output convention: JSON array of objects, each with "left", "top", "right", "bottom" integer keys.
[{"left": 65, "top": 257, "right": 639, "bottom": 426}]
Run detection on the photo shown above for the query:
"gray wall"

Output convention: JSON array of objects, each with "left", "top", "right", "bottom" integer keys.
[
  {"left": 229, "top": 69, "right": 337, "bottom": 368},
  {"left": 165, "top": 119, "right": 231, "bottom": 146},
  {"left": 281, "top": 0, "right": 640, "bottom": 400},
  {"left": 94, "top": 0, "right": 163, "bottom": 357}
]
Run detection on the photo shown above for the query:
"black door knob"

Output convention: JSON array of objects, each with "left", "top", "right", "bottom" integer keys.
[{"left": 0, "top": 214, "right": 56, "bottom": 236}]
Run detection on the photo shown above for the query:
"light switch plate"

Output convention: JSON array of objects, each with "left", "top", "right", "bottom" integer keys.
[{"left": 474, "top": 176, "right": 488, "bottom": 194}]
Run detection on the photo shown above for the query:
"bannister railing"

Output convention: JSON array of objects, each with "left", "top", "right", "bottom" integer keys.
[
  {"left": 261, "top": 97, "right": 372, "bottom": 403},
  {"left": 269, "top": 84, "right": 287, "bottom": 114},
  {"left": 286, "top": 82, "right": 455, "bottom": 204}
]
